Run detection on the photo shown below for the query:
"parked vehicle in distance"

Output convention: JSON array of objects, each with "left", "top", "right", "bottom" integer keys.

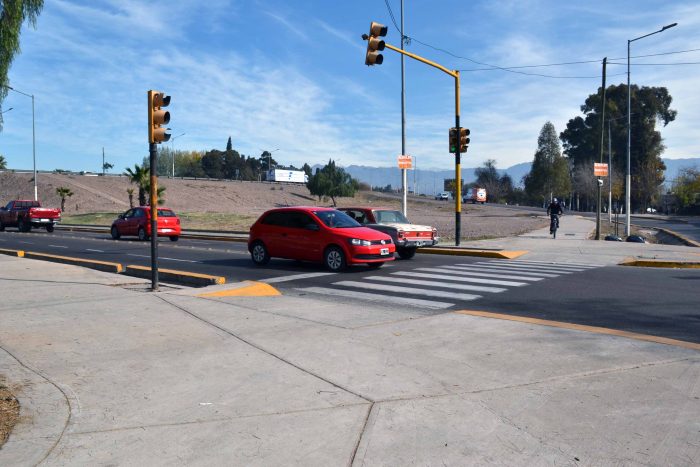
[
  {"left": 626, "top": 235, "right": 647, "bottom": 243},
  {"left": 248, "top": 206, "right": 395, "bottom": 271},
  {"left": 463, "top": 187, "right": 487, "bottom": 204},
  {"left": 110, "top": 206, "right": 181, "bottom": 241},
  {"left": 435, "top": 192, "right": 450, "bottom": 200},
  {"left": 266, "top": 169, "right": 308, "bottom": 183},
  {"left": 646, "top": 207, "right": 657, "bottom": 213},
  {"left": 337, "top": 207, "right": 439, "bottom": 259},
  {"left": 0, "top": 200, "right": 61, "bottom": 232}
]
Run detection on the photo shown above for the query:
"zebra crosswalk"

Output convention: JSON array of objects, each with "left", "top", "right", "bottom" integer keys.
[{"left": 296, "top": 259, "right": 602, "bottom": 310}]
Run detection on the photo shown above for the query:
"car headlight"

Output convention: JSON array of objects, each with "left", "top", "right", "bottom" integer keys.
[{"left": 349, "top": 238, "right": 371, "bottom": 247}]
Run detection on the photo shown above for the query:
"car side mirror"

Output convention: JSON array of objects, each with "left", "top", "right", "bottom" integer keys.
[
  {"left": 306, "top": 223, "right": 320, "bottom": 231},
  {"left": 119, "top": 214, "right": 125, "bottom": 219}
]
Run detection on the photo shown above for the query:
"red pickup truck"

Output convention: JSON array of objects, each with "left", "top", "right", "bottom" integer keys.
[{"left": 0, "top": 200, "right": 62, "bottom": 233}]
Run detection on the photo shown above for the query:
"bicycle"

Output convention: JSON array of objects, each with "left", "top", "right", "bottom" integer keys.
[{"left": 549, "top": 215, "right": 560, "bottom": 239}]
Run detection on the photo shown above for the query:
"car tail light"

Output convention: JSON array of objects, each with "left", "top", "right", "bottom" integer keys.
[
  {"left": 397, "top": 230, "right": 405, "bottom": 239},
  {"left": 176, "top": 218, "right": 180, "bottom": 225}
]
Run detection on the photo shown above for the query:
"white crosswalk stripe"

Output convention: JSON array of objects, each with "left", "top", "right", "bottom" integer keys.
[
  {"left": 364, "top": 275, "right": 507, "bottom": 293},
  {"left": 332, "top": 281, "right": 482, "bottom": 301},
  {"left": 296, "top": 259, "right": 602, "bottom": 310},
  {"left": 420, "top": 266, "right": 544, "bottom": 282},
  {"left": 296, "top": 287, "right": 454, "bottom": 309},
  {"left": 456, "top": 264, "right": 563, "bottom": 277}
]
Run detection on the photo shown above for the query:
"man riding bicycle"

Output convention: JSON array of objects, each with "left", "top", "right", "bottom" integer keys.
[{"left": 546, "top": 198, "right": 563, "bottom": 234}]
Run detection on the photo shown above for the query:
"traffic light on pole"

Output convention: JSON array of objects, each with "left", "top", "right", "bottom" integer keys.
[
  {"left": 449, "top": 127, "right": 458, "bottom": 153},
  {"left": 364, "top": 22, "right": 388, "bottom": 66},
  {"left": 148, "top": 90, "right": 171, "bottom": 144},
  {"left": 460, "top": 128, "right": 470, "bottom": 153}
]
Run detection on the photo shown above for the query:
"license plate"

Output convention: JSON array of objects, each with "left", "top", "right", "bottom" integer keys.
[
  {"left": 161, "top": 228, "right": 172, "bottom": 233},
  {"left": 415, "top": 241, "right": 424, "bottom": 247},
  {"left": 41, "top": 218, "right": 49, "bottom": 222},
  {"left": 380, "top": 248, "right": 389, "bottom": 255}
]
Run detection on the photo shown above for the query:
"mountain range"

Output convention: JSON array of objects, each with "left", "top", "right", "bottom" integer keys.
[{"left": 332, "top": 158, "right": 699, "bottom": 195}]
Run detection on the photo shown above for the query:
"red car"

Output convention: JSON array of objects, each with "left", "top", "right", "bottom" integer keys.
[
  {"left": 110, "top": 206, "right": 181, "bottom": 241},
  {"left": 248, "top": 206, "right": 395, "bottom": 271}
]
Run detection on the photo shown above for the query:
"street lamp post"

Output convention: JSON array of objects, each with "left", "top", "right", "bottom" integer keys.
[
  {"left": 626, "top": 22, "right": 677, "bottom": 235},
  {"left": 170, "top": 132, "right": 185, "bottom": 177},
  {"left": 3, "top": 85, "right": 36, "bottom": 200},
  {"left": 0, "top": 107, "right": 13, "bottom": 114}
]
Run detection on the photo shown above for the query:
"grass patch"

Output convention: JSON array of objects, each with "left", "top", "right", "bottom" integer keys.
[
  {"left": 61, "top": 212, "right": 120, "bottom": 225},
  {"left": 62, "top": 211, "right": 257, "bottom": 231}
]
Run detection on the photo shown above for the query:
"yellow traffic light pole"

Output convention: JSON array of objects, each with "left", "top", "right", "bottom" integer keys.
[{"left": 383, "top": 43, "right": 464, "bottom": 245}]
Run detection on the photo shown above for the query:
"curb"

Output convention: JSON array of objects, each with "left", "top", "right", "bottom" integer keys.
[
  {"left": 23, "top": 252, "right": 123, "bottom": 273},
  {"left": 124, "top": 265, "right": 226, "bottom": 287},
  {"left": 656, "top": 227, "right": 700, "bottom": 248},
  {"left": 619, "top": 258, "right": 700, "bottom": 269},
  {"left": 418, "top": 248, "right": 528, "bottom": 259},
  {"left": 0, "top": 248, "right": 25, "bottom": 257}
]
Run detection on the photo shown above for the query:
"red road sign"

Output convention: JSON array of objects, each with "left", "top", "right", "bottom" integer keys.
[{"left": 594, "top": 163, "right": 609, "bottom": 177}]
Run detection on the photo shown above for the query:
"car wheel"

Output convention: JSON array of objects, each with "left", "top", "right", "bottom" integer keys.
[
  {"left": 324, "top": 246, "right": 346, "bottom": 272},
  {"left": 138, "top": 226, "right": 148, "bottom": 241},
  {"left": 111, "top": 226, "right": 120, "bottom": 240},
  {"left": 397, "top": 247, "right": 417, "bottom": 260},
  {"left": 169, "top": 235, "right": 179, "bottom": 242},
  {"left": 250, "top": 241, "right": 270, "bottom": 265},
  {"left": 18, "top": 218, "right": 30, "bottom": 232},
  {"left": 46, "top": 224, "right": 55, "bottom": 233}
]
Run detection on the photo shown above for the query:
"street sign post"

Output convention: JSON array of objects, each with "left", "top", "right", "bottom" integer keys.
[{"left": 594, "top": 163, "right": 609, "bottom": 177}]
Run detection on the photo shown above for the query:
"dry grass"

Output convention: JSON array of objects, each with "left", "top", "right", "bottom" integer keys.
[{"left": 0, "top": 383, "right": 20, "bottom": 448}]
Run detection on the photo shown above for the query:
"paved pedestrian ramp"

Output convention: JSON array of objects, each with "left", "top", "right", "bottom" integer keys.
[{"left": 296, "top": 259, "right": 601, "bottom": 310}]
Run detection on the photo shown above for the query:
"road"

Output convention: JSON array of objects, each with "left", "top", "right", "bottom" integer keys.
[
  {"left": 630, "top": 215, "right": 700, "bottom": 243},
  {"left": 1, "top": 228, "right": 698, "bottom": 343}
]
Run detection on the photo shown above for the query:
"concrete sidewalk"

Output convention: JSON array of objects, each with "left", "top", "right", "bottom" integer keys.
[{"left": 1, "top": 218, "right": 699, "bottom": 466}]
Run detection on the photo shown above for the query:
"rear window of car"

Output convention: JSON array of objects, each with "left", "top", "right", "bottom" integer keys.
[
  {"left": 374, "top": 210, "right": 409, "bottom": 224},
  {"left": 313, "top": 210, "right": 359, "bottom": 228},
  {"left": 158, "top": 209, "right": 177, "bottom": 217}
]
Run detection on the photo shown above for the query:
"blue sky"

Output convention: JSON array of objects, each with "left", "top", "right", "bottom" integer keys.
[{"left": 1, "top": 0, "right": 699, "bottom": 174}]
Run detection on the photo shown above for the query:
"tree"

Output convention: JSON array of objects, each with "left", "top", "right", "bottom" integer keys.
[
  {"left": 524, "top": 122, "right": 571, "bottom": 205},
  {"left": 124, "top": 164, "right": 149, "bottom": 206},
  {"left": 306, "top": 159, "right": 359, "bottom": 206},
  {"left": 0, "top": 154, "right": 6, "bottom": 169},
  {"left": 142, "top": 181, "right": 166, "bottom": 205},
  {"left": 201, "top": 150, "right": 225, "bottom": 178},
  {"left": 672, "top": 167, "right": 700, "bottom": 212},
  {"left": 1, "top": 0, "right": 44, "bottom": 131},
  {"left": 102, "top": 162, "right": 113, "bottom": 173},
  {"left": 474, "top": 159, "right": 507, "bottom": 203},
  {"left": 226, "top": 137, "right": 233, "bottom": 152},
  {"left": 126, "top": 188, "right": 135, "bottom": 209},
  {"left": 560, "top": 84, "right": 676, "bottom": 211},
  {"left": 55, "top": 186, "right": 73, "bottom": 211}
]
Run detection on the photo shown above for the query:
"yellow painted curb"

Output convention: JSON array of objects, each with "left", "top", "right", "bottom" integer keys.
[
  {"left": 619, "top": 258, "right": 700, "bottom": 269},
  {"left": 419, "top": 248, "right": 528, "bottom": 259},
  {"left": 24, "top": 251, "right": 122, "bottom": 273},
  {"left": 198, "top": 281, "right": 281, "bottom": 297},
  {"left": 656, "top": 227, "right": 700, "bottom": 248},
  {"left": 124, "top": 265, "right": 225, "bottom": 287},
  {"left": 456, "top": 310, "right": 700, "bottom": 351},
  {"left": 0, "top": 248, "right": 25, "bottom": 257}
]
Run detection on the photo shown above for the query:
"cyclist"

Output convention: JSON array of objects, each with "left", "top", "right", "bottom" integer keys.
[{"left": 546, "top": 198, "right": 563, "bottom": 234}]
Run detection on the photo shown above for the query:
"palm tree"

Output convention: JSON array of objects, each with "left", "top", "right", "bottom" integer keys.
[
  {"left": 124, "top": 164, "right": 149, "bottom": 206},
  {"left": 55, "top": 187, "right": 74, "bottom": 211},
  {"left": 142, "top": 182, "right": 166, "bottom": 205},
  {"left": 0, "top": 154, "right": 7, "bottom": 169},
  {"left": 126, "top": 188, "right": 135, "bottom": 208}
]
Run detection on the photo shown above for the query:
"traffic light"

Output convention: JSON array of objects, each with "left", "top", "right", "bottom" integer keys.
[
  {"left": 460, "top": 128, "right": 470, "bottom": 153},
  {"left": 148, "top": 90, "right": 171, "bottom": 144},
  {"left": 364, "top": 22, "right": 388, "bottom": 66},
  {"left": 449, "top": 127, "right": 458, "bottom": 153}
]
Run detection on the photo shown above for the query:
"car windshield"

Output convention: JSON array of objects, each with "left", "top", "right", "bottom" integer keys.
[
  {"left": 313, "top": 210, "right": 360, "bottom": 228},
  {"left": 374, "top": 210, "right": 409, "bottom": 224}
]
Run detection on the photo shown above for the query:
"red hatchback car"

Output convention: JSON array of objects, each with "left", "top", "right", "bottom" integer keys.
[
  {"left": 248, "top": 207, "right": 395, "bottom": 271},
  {"left": 110, "top": 206, "right": 181, "bottom": 241}
]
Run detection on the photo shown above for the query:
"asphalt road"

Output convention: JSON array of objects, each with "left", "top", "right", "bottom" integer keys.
[
  {"left": 630, "top": 215, "right": 700, "bottom": 243},
  {"left": 1, "top": 228, "right": 698, "bottom": 343}
]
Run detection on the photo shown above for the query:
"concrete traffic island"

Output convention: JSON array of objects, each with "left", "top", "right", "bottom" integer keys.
[{"left": 1, "top": 253, "right": 699, "bottom": 465}]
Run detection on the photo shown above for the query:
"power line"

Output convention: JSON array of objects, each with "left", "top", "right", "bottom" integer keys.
[
  {"left": 608, "top": 61, "right": 700, "bottom": 66},
  {"left": 383, "top": 0, "right": 400, "bottom": 31}
]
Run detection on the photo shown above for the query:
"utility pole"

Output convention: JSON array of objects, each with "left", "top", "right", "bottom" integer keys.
[
  {"left": 102, "top": 147, "right": 105, "bottom": 175},
  {"left": 400, "top": 0, "right": 407, "bottom": 216},
  {"left": 596, "top": 57, "right": 606, "bottom": 240}
]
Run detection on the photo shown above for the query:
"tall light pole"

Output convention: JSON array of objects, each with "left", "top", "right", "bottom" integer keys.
[
  {"left": 626, "top": 22, "right": 677, "bottom": 235},
  {"left": 0, "top": 107, "right": 13, "bottom": 114},
  {"left": 3, "top": 85, "right": 36, "bottom": 200},
  {"left": 400, "top": 0, "right": 407, "bottom": 216},
  {"left": 170, "top": 132, "right": 185, "bottom": 177}
]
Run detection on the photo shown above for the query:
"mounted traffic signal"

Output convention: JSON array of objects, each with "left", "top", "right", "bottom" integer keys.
[
  {"left": 460, "top": 128, "right": 470, "bottom": 153},
  {"left": 364, "top": 22, "right": 388, "bottom": 66},
  {"left": 449, "top": 127, "right": 459, "bottom": 153},
  {"left": 148, "top": 90, "right": 171, "bottom": 144}
]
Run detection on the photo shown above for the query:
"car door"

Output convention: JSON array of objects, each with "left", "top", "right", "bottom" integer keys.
[
  {"left": 115, "top": 209, "right": 133, "bottom": 235},
  {"left": 256, "top": 211, "right": 290, "bottom": 258},
  {"left": 285, "top": 211, "right": 322, "bottom": 261}
]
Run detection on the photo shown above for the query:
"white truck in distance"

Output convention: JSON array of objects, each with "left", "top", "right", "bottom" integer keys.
[{"left": 266, "top": 169, "right": 308, "bottom": 183}]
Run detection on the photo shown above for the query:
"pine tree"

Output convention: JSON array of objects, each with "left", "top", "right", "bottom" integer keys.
[{"left": 524, "top": 122, "right": 571, "bottom": 205}]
